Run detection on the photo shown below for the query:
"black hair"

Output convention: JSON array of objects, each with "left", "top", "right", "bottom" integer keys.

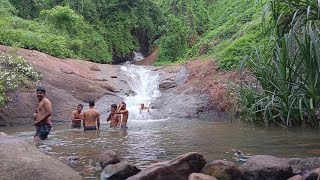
[
  {"left": 122, "top": 102, "right": 126, "bottom": 105},
  {"left": 77, "top": 104, "right": 83, "bottom": 107},
  {"left": 111, "top": 104, "right": 117, "bottom": 108},
  {"left": 89, "top": 100, "right": 95, "bottom": 106},
  {"left": 36, "top": 86, "right": 46, "bottom": 94}
]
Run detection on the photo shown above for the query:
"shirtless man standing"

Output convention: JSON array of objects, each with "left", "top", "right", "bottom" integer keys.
[
  {"left": 34, "top": 87, "right": 52, "bottom": 141},
  {"left": 139, "top": 103, "right": 149, "bottom": 114},
  {"left": 71, "top": 104, "right": 83, "bottom": 128},
  {"left": 116, "top": 102, "right": 129, "bottom": 128},
  {"left": 83, "top": 100, "right": 100, "bottom": 130},
  {"left": 107, "top": 104, "right": 121, "bottom": 128}
]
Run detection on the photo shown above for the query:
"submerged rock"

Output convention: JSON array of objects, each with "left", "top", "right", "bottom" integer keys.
[
  {"left": 0, "top": 136, "right": 82, "bottom": 180},
  {"left": 127, "top": 152, "right": 206, "bottom": 180}
]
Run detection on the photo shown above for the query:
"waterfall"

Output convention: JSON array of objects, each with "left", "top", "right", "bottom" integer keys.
[
  {"left": 133, "top": 51, "right": 144, "bottom": 61},
  {"left": 120, "top": 65, "right": 160, "bottom": 120}
]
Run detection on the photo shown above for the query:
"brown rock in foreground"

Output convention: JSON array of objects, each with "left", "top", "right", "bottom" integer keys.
[
  {"left": 0, "top": 136, "right": 82, "bottom": 180},
  {"left": 188, "top": 173, "right": 217, "bottom": 180},
  {"left": 241, "top": 155, "right": 293, "bottom": 180},
  {"left": 97, "top": 150, "right": 121, "bottom": 169},
  {"left": 127, "top": 152, "right": 206, "bottom": 180},
  {"left": 201, "top": 160, "right": 243, "bottom": 180}
]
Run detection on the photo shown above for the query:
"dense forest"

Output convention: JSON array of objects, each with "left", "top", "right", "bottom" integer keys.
[{"left": 0, "top": 0, "right": 319, "bottom": 127}]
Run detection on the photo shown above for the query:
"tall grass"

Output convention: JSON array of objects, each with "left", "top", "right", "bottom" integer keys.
[{"left": 240, "top": 0, "right": 320, "bottom": 127}]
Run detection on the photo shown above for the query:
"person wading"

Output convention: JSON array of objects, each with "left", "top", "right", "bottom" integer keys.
[
  {"left": 33, "top": 87, "right": 52, "bottom": 141},
  {"left": 71, "top": 104, "right": 83, "bottom": 128},
  {"left": 83, "top": 100, "right": 100, "bottom": 130}
]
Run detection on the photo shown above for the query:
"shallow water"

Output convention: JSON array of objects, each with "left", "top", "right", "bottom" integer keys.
[{"left": 1, "top": 119, "right": 320, "bottom": 179}]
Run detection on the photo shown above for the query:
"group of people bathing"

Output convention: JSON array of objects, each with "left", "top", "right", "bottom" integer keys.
[
  {"left": 33, "top": 86, "right": 149, "bottom": 141},
  {"left": 71, "top": 101, "right": 129, "bottom": 130}
]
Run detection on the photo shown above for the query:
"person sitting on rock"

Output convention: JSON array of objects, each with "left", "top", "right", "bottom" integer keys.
[
  {"left": 107, "top": 104, "right": 121, "bottom": 128},
  {"left": 71, "top": 104, "right": 84, "bottom": 128}
]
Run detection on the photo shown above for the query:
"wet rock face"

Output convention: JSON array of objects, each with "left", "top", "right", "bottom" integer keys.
[
  {"left": 152, "top": 66, "right": 227, "bottom": 120},
  {"left": 241, "top": 155, "right": 293, "bottom": 180},
  {"left": 127, "top": 152, "right": 206, "bottom": 180},
  {"left": 0, "top": 136, "right": 82, "bottom": 180}
]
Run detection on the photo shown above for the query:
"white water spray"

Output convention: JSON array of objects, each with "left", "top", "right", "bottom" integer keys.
[{"left": 120, "top": 65, "right": 160, "bottom": 120}]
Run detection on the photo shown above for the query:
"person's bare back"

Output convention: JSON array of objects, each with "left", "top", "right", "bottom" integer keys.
[{"left": 83, "top": 101, "right": 100, "bottom": 130}]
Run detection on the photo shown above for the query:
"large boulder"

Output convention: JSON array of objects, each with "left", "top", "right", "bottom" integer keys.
[
  {"left": 0, "top": 136, "right": 82, "bottom": 180},
  {"left": 100, "top": 161, "right": 140, "bottom": 180},
  {"left": 127, "top": 152, "right": 206, "bottom": 180},
  {"left": 241, "top": 155, "right": 293, "bottom": 180},
  {"left": 201, "top": 160, "right": 243, "bottom": 180},
  {"left": 96, "top": 150, "right": 121, "bottom": 169},
  {"left": 188, "top": 173, "right": 217, "bottom": 180}
]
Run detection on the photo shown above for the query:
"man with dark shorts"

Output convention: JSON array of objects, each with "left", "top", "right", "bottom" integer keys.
[
  {"left": 116, "top": 102, "right": 129, "bottom": 128},
  {"left": 107, "top": 104, "right": 121, "bottom": 128},
  {"left": 71, "top": 104, "right": 83, "bottom": 128},
  {"left": 83, "top": 100, "right": 100, "bottom": 130},
  {"left": 33, "top": 87, "right": 52, "bottom": 141}
]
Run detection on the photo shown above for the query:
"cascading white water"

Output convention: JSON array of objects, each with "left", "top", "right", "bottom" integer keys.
[
  {"left": 133, "top": 51, "right": 144, "bottom": 61},
  {"left": 120, "top": 65, "right": 161, "bottom": 120}
]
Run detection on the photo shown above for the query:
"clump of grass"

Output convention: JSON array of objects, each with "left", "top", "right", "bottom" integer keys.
[{"left": 240, "top": 0, "right": 320, "bottom": 127}]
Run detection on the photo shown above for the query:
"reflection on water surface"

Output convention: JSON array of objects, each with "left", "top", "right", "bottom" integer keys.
[{"left": 1, "top": 118, "right": 320, "bottom": 179}]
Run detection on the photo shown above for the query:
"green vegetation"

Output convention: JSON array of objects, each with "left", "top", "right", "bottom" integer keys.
[
  {"left": 1, "top": 0, "right": 319, "bottom": 127},
  {"left": 240, "top": 0, "right": 320, "bottom": 127},
  {"left": 0, "top": 52, "right": 41, "bottom": 106},
  {"left": 0, "top": 0, "right": 163, "bottom": 63},
  {"left": 154, "top": 0, "right": 268, "bottom": 68}
]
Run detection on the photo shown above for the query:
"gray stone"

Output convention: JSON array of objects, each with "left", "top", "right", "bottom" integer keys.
[
  {"left": 288, "top": 157, "right": 320, "bottom": 175},
  {"left": 241, "top": 155, "right": 293, "bottom": 180},
  {"left": 97, "top": 150, "right": 121, "bottom": 169},
  {"left": 0, "top": 136, "right": 82, "bottom": 180},
  {"left": 127, "top": 152, "right": 206, "bottom": 180},
  {"left": 287, "top": 175, "right": 303, "bottom": 180},
  {"left": 188, "top": 173, "right": 217, "bottom": 180},
  {"left": 304, "top": 168, "right": 320, "bottom": 180},
  {"left": 100, "top": 161, "right": 140, "bottom": 180},
  {"left": 201, "top": 160, "right": 242, "bottom": 180}
]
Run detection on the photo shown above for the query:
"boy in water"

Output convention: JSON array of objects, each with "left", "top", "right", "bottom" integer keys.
[
  {"left": 107, "top": 104, "right": 121, "bottom": 128},
  {"left": 71, "top": 104, "right": 84, "bottom": 128}
]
